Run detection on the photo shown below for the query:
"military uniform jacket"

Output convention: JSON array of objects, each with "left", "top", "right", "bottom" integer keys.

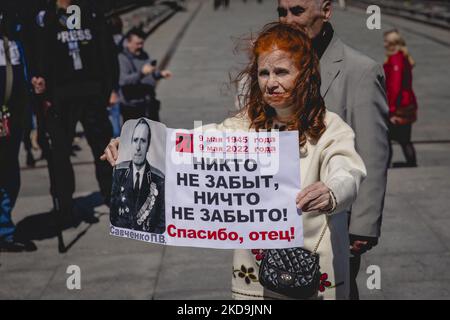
[{"left": 110, "top": 160, "right": 165, "bottom": 234}]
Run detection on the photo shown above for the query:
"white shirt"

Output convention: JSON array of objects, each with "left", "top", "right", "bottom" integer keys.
[{"left": 132, "top": 164, "right": 146, "bottom": 190}]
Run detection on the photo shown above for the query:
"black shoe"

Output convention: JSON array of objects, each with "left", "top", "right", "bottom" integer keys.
[
  {"left": 82, "top": 215, "right": 100, "bottom": 224},
  {"left": 21, "top": 239, "right": 38, "bottom": 251},
  {"left": 0, "top": 239, "right": 37, "bottom": 252},
  {"left": 26, "top": 152, "right": 36, "bottom": 167},
  {"left": 392, "top": 162, "right": 417, "bottom": 168}
]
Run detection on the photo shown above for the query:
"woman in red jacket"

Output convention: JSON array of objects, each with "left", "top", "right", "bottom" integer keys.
[{"left": 384, "top": 29, "right": 417, "bottom": 167}]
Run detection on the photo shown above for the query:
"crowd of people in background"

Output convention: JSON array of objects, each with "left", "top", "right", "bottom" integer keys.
[
  {"left": 1, "top": 0, "right": 420, "bottom": 301},
  {"left": 0, "top": 0, "right": 171, "bottom": 252}
]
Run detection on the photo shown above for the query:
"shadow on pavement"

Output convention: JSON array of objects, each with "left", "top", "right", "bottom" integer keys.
[{"left": 13, "top": 192, "right": 106, "bottom": 252}]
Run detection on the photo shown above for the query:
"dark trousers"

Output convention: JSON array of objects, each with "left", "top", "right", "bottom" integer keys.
[
  {"left": 388, "top": 123, "right": 417, "bottom": 165},
  {"left": 121, "top": 101, "right": 160, "bottom": 124},
  {"left": 349, "top": 255, "right": 361, "bottom": 300},
  {"left": 37, "top": 94, "right": 113, "bottom": 214}
]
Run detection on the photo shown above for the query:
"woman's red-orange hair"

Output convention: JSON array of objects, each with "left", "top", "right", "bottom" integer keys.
[{"left": 236, "top": 22, "right": 326, "bottom": 147}]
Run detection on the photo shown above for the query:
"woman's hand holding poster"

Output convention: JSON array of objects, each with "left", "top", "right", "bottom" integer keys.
[{"left": 110, "top": 119, "right": 302, "bottom": 249}]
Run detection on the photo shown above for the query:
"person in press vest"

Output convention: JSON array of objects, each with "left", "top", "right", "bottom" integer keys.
[{"left": 31, "top": 0, "right": 118, "bottom": 225}]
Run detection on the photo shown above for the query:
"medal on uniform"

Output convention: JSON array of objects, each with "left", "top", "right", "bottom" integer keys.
[{"left": 137, "top": 182, "right": 158, "bottom": 226}]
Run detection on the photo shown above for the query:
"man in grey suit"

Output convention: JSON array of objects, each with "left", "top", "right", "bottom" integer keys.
[{"left": 277, "top": 0, "right": 389, "bottom": 299}]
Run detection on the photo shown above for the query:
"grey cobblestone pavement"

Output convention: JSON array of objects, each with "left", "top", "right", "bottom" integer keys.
[{"left": 1, "top": 0, "right": 449, "bottom": 299}]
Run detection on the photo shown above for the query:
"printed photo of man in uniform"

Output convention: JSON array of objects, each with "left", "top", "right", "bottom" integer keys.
[{"left": 110, "top": 119, "right": 165, "bottom": 234}]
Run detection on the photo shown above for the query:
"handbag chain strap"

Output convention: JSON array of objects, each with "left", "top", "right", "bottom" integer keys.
[{"left": 312, "top": 216, "right": 329, "bottom": 254}]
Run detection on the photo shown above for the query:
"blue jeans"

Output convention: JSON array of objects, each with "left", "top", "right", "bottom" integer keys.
[
  {"left": 0, "top": 126, "right": 22, "bottom": 242},
  {"left": 109, "top": 103, "right": 121, "bottom": 138}
]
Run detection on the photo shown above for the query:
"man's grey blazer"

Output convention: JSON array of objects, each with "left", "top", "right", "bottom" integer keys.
[{"left": 320, "top": 33, "right": 389, "bottom": 238}]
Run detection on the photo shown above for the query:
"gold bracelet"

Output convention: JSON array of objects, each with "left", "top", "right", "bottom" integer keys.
[{"left": 328, "top": 189, "right": 337, "bottom": 214}]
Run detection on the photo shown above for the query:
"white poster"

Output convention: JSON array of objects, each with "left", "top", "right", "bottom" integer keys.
[{"left": 110, "top": 119, "right": 303, "bottom": 249}]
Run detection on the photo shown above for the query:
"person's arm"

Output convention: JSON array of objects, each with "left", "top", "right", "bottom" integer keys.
[
  {"left": 101, "top": 138, "right": 120, "bottom": 166},
  {"left": 347, "top": 62, "right": 389, "bottom": 239},
  {"left": 152, "top": 69, "right": 163, "bottom": 80},
  {"left": 296, "top": 116, "right": 367, "bottom": 215},
  {"left": 319, "top": 123, "right": 367, "bottom": 215},
  {"left": 145, "top": 55, "right": 163, "bottom": 80},
  {"left": 385, "top": 54, "right": 405, "bottom": 119},
  {"left": 118, "top": 53, "right": 143, "bottom": 86},
  {"left": 31, "top": 9, "right": 51, "bottom": 94},
  {"left": 153, "top": 69, "right": 172, "bottom": 80}
]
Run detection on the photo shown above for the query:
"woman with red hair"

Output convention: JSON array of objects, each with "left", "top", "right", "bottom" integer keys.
[{"left": 102, "top": 23, "right": 366, "bottom": 299}]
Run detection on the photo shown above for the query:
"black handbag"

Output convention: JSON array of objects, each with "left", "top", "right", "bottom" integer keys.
[{"left": 259, "top": 219, "right": 328, "bottom": 299}]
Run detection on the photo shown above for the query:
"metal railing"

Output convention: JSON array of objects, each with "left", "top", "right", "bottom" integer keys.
[{"left": 348, "top": 0, "right": 450, "bottom": 29}]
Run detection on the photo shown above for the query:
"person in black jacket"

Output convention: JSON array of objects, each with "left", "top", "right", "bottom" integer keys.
[
  {"left": 119, "top": 28, "right": 172, "bottom": 123},
  {"left": 31, "top": 0, "right": 118, "bottom": 224},
  {"left": 0, "top": 1, "right": 36, "bottom": 251}
]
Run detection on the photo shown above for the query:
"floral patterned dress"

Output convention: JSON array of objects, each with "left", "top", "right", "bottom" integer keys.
[{"left": 203, "top": 111, "right": 366, "bottom": 300}]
